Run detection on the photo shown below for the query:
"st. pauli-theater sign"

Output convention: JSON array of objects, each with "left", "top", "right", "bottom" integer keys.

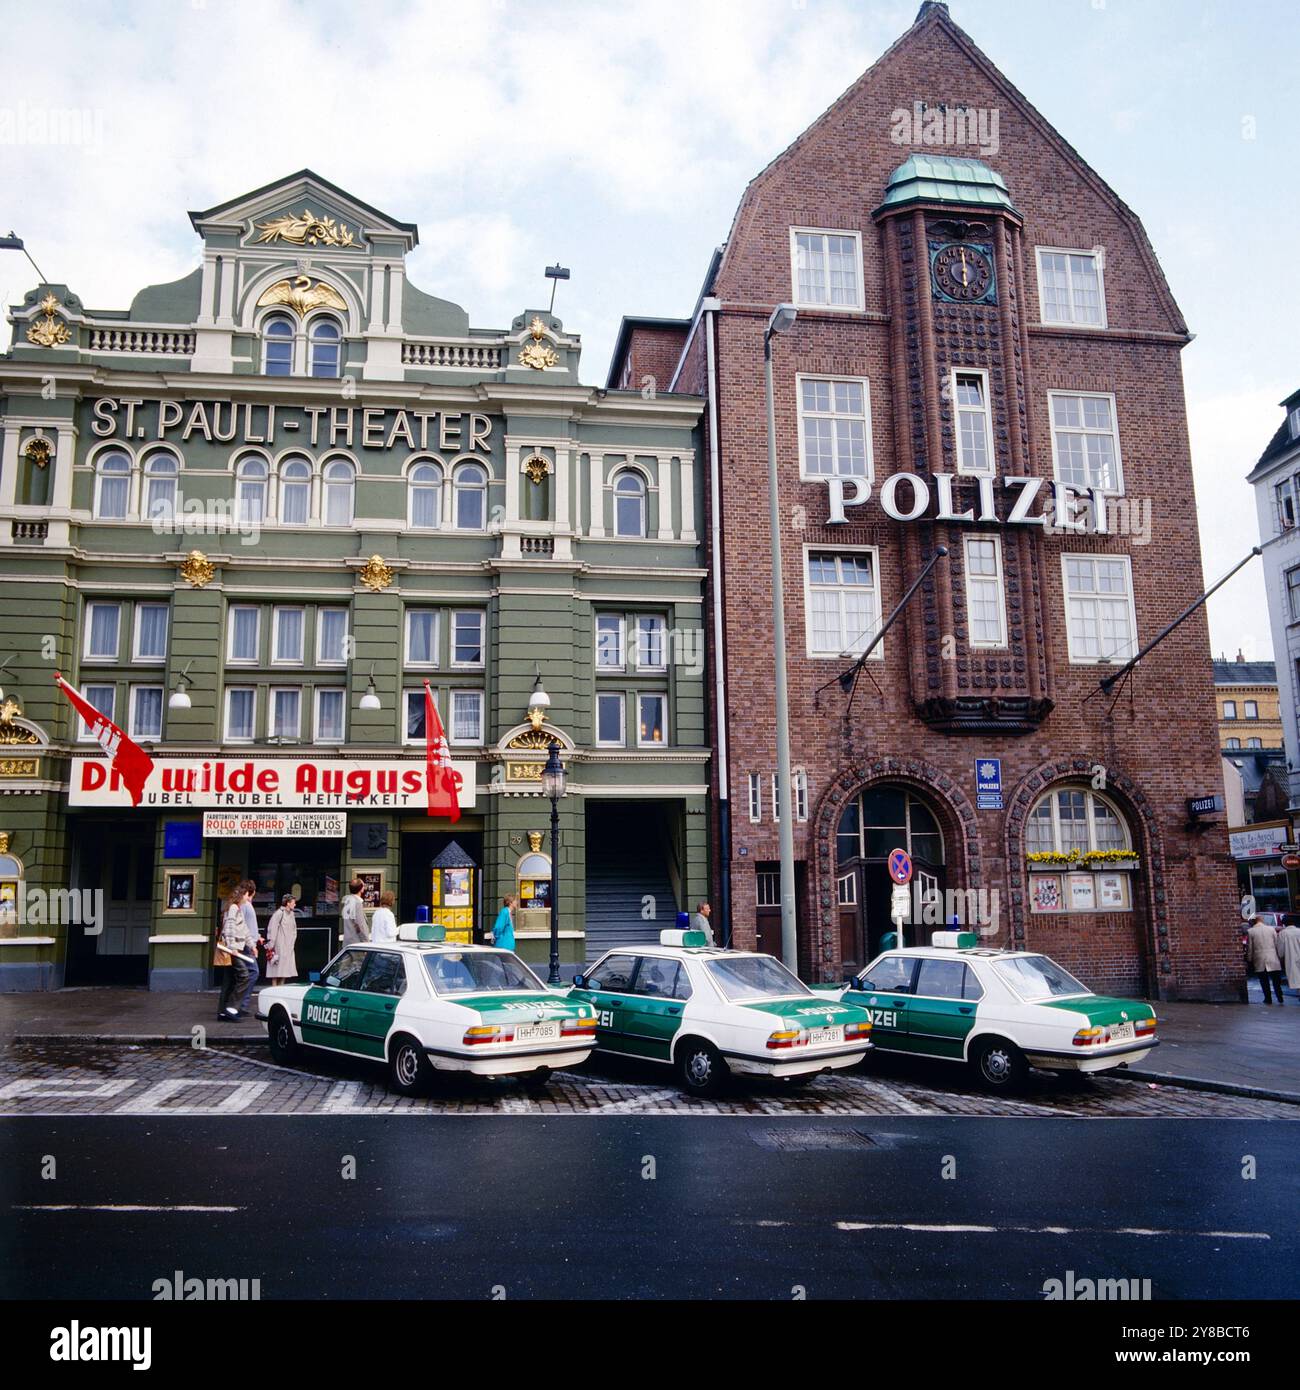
[{"left": 69, "top": 756, "right": 477, "bottom": 811}]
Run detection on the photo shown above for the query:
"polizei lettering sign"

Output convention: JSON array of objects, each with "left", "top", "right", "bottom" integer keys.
[
  {"left": 70, "top": 756, "right": 476, "bottom": 810},
  {"left": 825, "top": 473, "right": 1120, "bottom": 531}
]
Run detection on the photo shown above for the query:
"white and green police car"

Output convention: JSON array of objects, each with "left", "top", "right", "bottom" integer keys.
[
  {"left": 830, "top": 931, "right": 1157, "bottom": 1090},
  {"left": 257, "top": 925, "right": 598, "bottom": 1094},
  {"left": 569, "top": 930, "right": 872, "bottom": 1096}
]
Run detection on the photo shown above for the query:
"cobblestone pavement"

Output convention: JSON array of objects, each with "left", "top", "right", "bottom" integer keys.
[{"left": 1, "top": 1040, "right": 1296, "bottom": 1118}]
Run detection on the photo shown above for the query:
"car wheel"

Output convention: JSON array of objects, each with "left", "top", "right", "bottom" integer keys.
[
  {"left": 388, "top": 1034, "right": 432, "bottom": 1097},
  {"left": 676, "top": 1038, "right": 728, "bottom": 1097},
  {"left": 970, "top": 1036, "right": 1027, "bottom": 1091},
  {"left": 521, "top": 1067, "right": 552, "bottom": 1094},
  {"left": 267, "top": 1008, "right": 299, "bottom": 1065}
]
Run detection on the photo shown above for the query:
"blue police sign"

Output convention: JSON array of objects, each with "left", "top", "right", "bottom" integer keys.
[{"left": 975, "top": 758, "right": 1003, "bottom": 809}]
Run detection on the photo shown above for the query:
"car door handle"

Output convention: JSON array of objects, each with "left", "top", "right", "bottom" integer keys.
[
  {"left": 958, "top": 1006, "right": 973, "bottom": 1014},
  {"left": 666, "top": 1007, "right": 681, "bottom": 1015},
  {"left": 384, "top": 1002, "right": 395, "bottom": 1011},
  {"left": 338, "top": 995, "right": 350, "bottom": 1003},
  {"left": 608, "top": 1000, "right": 623, "bottom": 1007}
]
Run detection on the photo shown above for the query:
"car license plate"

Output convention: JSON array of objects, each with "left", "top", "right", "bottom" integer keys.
[
  {"left": 515, "top": 1021, "right": 560, "bottom": 1043},
  {"left": 1108, "top": 1022, "right": 1135, "bottom": 1043},
  {"left": 807, "top": 1026, "right": 844, "bottom": 1046}
]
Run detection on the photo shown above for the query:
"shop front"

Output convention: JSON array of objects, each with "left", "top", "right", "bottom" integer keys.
[{"left": 1229, "top": 820, "right": 1293, "bottom": 915}]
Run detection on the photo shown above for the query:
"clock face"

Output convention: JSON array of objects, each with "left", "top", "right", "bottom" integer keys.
[{"left": 932, "top": 242, "right": 995, "bottom": 303}]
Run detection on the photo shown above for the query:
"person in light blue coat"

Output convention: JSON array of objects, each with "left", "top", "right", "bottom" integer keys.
[{"left": 489, "top": 894, "right": 516, "bottom": 952}]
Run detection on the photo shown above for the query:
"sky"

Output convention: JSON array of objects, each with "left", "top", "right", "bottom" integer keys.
[{"left": 2, "top": 0, "right": 1296, "bottom": 660}]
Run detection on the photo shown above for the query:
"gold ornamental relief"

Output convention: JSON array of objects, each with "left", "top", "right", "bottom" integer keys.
[
  {"left": 523, "top": 454, "right": 549, "bottom": 485},
  {"left": 518, "top": 316, "right": 559, "bottom": 370},
  {"left": 358, "top": 555, "right": 394, "bottom": 592},
  {"left": 26, "top": 294, "right": 71, "bottom": 348},
  {"left": 256, "top": 275, "right": 347, "bottom": 317},
  {"left": 24, "top": 437, "right": 53, "bottom": 469},
  {"left": 179, "top": 550, "right": 215, "bottom": 589},
  {"left": 527, "top": 831, "right": 544, "bottom": 853},
  {"left": 254, "top": 209, "right": 359, "bottom": 248},
  {"left": 0, "top": 698, "right": 39, "bottom": 747}
]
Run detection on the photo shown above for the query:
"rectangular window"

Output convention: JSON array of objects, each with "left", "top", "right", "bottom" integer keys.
[
  {"left": 798, "top": 376, "right": 871, "bottom": 479},
  {"left": 1244, "top": 700, "right": 1259, "bottom": 719},
  {"left": 748, "top": 772, "right": 762, "bottom": 823},
  {"left": 837, "top": 873, "right": 857, "bottom": 906},
  {"left": 404, "top": 689, "right": 426, "bottom": 744},
  {"left": 314, "top": 688, "right": 345, "bottom": 743},
  {"left": 451, "top": 610, "right": 485, "bottom": 667},
  {"left": 756, "top": 870, "right": 780, "bottom": 908},
  {"left": 317, "top": 608, "right": 349, "bottom": 666},
  {"left": 1062, "top": 554, "right": 1137, "bottom": 664},
  {"left": 1049, "top": 392, "right": 1123, "bottom": 493},
  {"left": 1277, "top": 477, "right": 1297, "bottom": 532},
  {"left": 1287, "top": 567, "right": 1300, "bottom": 622},
  {"left": 269, "top": 687, "right": 301, "bottom": 740},
  {"left": 77, "top": 684, "right": 116, "bottom": 741},
  {"left": 1222, "top": 700, "right": 1237, "bottom": 719},
  {"left": 228, "top": 606, "right": 260, "bottom": 664},
  {"left": 450, "top": 689, "right": 484, "bottom": 744},
  {"left": 953, "top": 370, "right": 993, "bottom": 475},
  {"left": 794, "top": 769, "right": 808, "bottom": 822},
  {"left": 405, "top": 611, "right": 439, "bottom": 667},
  {"left": 791, "top": 228, "right": 863, "bottom": 310},
  {"left": 964, "top": 536, "right": 1008, "bottom": 647},
  {"left": 84, "top": 602, "right": 121, "bottom": 662},
  {"left": 806, "top": 550, "right": 881, "bottom": 658},
  {"left": 129, "top": 685, "right": 163, "bottom": 741},
  {"left": 1036, "top": 247, "right": 1106, "bottom": 327},
  {"left": 132, "top": 603, "right": 169, "bottom": 663},
  {"left": 635, "top": 615, "right": 667, "bottom": 671},
  {"left": 595, "top": 615, "right": 626, "bottom": 671},
  {"left": 637, "top": 692, "right": 667, "bottom": 747},
  {"left": 225, "top": 687, "right": 256, "bottom": 742},
  {"left": 596, "top": 692, "right": 625, "bottom": 746},
  {"left": 272, "top": 607, "right": 304, "bottom": 664},
  {"left": 1290, "top": 406, "right": 1300, "bottom": 440}
]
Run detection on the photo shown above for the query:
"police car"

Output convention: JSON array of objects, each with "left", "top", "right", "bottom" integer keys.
[
  {"left": 257, "top": 925, "right": 598, "bottom": 1094},
  {"left": 569, "top": 930, "right": 872, "bottom": 1096},
  {"left": 831, "top": 931, "right": 1157, "bottom": 1090}
]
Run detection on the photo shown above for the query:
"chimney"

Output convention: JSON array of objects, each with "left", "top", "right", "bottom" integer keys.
[
  {"left": 915, "top": 1, "right": 950, "bottom": 21},
  {"left": 1236, "top": 648, "right": 1245, "bottom": 663}
]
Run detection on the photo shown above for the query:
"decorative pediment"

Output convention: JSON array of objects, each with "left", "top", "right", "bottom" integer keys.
[
  {"left": 496, "top": 722, "right": 575, "bottom": 755},
  {"left": 0, "top": 699, "right": 49, "bottom": 748}
]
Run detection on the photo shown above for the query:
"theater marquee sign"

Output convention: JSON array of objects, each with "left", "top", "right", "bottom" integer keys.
[{"left": 70, "top": 756, "right": 477, "bottom": 811}]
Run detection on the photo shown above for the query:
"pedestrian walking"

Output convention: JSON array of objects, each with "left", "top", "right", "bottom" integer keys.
[
  {"left": 690, "top": 901, "right": 715, "bottom": 946},
  {"left": 371, "top": 890, "right": 398, "bottom": 944},
  {"left": 1245, "top": 915, "right": 1285, "bottom": 1004},
  {"left": 1277, "top": 917, "right": 1300, "bottom": 997},
  {"left": 488, "top": 893, "right": 516, "bottom": 951},
  {"left": 340, "top": 878, "right": 369, "bottom": 946},
  {"left": 265, "top": 894, "right": 299, "bottom": 983},
  {"left": 213, "top": 893, "right": 236, "bottom": 1013},
  {"left": 218, "top": 886, "right": 259, "bottom": 1021}
]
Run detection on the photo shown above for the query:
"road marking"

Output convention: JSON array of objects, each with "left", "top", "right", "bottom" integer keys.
[
  {"left": 321, "top": 1082, "right": 362, "bottom": 1112},
  {"left": 16, "top": 1204, "right": 242, "bottom": 1213},
  {"left": 840, "top": 1075, "right": 939, "bottom": 1115},
  {"left": 599, "top": 1088, "right": 683, "bottom": 1113},
  {"left": 834, "top": 1221, "right": 1270, "bottom": 1240},
  {"left": 0, "top": 1078, "right": 136, "bottom": 1101},
  {"left": 115, "top": 1079, "right": 268, "bottom": 1114},
  {"left": 202, "top": 1047, "right": 325, "bottom": 1082}
]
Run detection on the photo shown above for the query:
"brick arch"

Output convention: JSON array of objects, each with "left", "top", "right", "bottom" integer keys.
[
  {"left": 809, "top": 757, "right": 979, "bottom": 979},
  {"left": 1002, "top": 754, "right": 1168, "bottom": 987}
]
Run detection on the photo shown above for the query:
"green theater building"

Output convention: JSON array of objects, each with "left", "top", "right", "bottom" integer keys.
[{"left": 0, "top": 171, "right": 708, "bottom": 990}]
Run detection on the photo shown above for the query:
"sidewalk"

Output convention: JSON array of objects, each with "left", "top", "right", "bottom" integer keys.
[{"left": 2, "top": 983, "right": 1298, "bottom": 1103}]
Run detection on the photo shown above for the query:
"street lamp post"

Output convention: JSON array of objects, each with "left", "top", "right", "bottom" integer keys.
[
  {"left": 540, "top": 738, "right": 567, "bottom": 985},
  {"left": 764, "top": 303, "right": 799, "bottom": 973}
]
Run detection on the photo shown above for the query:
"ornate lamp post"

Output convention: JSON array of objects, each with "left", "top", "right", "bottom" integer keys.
[{"left": 540, "top": 738, "right": 567, "bottom": 985}]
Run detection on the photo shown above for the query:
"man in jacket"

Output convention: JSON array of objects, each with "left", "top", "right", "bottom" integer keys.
[
  {"left": 340, "top": 878, "right": 369, "bottom": 947},
  {"left": 1245, "top": 916, "right": 1285, "bottom": 1004},
  {"left": 1277, "top": 918, "right": 1300, "bottom": 1000}
]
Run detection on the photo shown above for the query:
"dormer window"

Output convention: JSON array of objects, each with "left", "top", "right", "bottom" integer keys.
[
  {"left": 262, "top": 315, "right": 294, "bottom": 375},
  {"left": 1289, "top": 406, "right": 1300, "bottom": 440},
  {"left": 309, "top": 317, "right": 342, "bottom": 378},
  {"left": 1276, "top": 476, "right": 1297, "bottom": 532}
]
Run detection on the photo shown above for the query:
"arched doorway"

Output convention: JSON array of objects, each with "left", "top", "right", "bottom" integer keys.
[{"left": 835, "top": 784, "right": 947, "bottom": 972}]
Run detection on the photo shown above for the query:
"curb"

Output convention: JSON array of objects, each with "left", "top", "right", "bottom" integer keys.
[
  {"left": 7, "top": 1033, "right": 269, "bottom": 1046},
  {"left": 1125, "top": 1067, "right": 1300, "bottom": 1107}
]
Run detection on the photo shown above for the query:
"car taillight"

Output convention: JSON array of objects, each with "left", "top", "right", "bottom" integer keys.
[
  {"left": 1072, "top": 1026, "right": 1104, "bottom": 1047},
  {"left": 561, "top": 1016, "right": 598, "bottom": 1036},
  {"left": 464, "top": 1025, "right": 511, "bottom": 1045},
  {"left": 766, "top": 1029, "right": 805, "bottom": 1050},
  {"left": 845, "top": 1020, "right": 871, "bottom": 1039},
  {"left": 1135, "top": 1016, "right": 1156, "bottom": 1035}
]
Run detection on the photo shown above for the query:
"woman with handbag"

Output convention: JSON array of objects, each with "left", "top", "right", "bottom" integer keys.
[
  {"left": 265, "top": 894, "right": 299, "bottom": 983},
  {"left": 216, "top": 888, "right": 246, "bottom": 1019}
]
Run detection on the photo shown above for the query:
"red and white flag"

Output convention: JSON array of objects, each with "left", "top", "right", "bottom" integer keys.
[
  {"left": 423, "top": 680, "right": 461, "bottom": 822},
  {"left": 55, "top": 672, "right": 155, "bottom": 807}
]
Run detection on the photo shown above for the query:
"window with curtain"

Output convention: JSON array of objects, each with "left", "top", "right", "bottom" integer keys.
[
  {"left": 317, "top": 608, "right": 348, "bottom": 665},
  {"left": 143, "top": 452, "right": 178, "bottom": 521},
  {"left": 315, "top": 688, "right": 345, "bottom": 742},
  {"left": 133, "top": 604, "right": 169, "bottom": 663},
  {"left": 613, "top": 471, "right": 646, "bottom": 537},
  {"left": 323, "top": 460, "right": 354, "bottom": 525},
  {"left": 236, "top": 457, "right": 268, "bottom": 523},
  {"left": 84, "top": 602, "right": 121, "bottom": 661},
  {"left": 409, "top": 462, "right": 443, "bottom": 528},
  {"left": 262, "top": 315, "right": 294, "bottom": 375},
  {"left": 309, "top": 317, "right": 342, "bottom": 378},
  {"left": 453, "top": 463, "right": 487, "bottom": 529},
  {"left": 95, "top": 450, "right": 131, "bottom": 519},
  {"left": 280, "top": 457, "right": 311, "bottom": 524}
]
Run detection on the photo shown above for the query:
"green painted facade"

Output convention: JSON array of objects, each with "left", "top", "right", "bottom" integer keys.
[{"left": 0, "top": 171, "right": 708, "bottom": 990}]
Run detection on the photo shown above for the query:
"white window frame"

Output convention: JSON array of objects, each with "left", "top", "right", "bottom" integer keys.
[
  {"left": 1287, "top": 566, "right": 1300, "bottom": 621},
  {"left": 837, "top": 872, "right": 857, "bottom": 906},
  {"left": 1025, "top": 787, "right": 1132, "bottom": 856},
  {"left": 1061, "top": 553, "right": 1138, "bottom": 666},
  {"left": 83, "top": 601, "right": 122, "bottom": 663},
  {"left": 634, "top": 614, "right": 668, "bottom": 672},
  {"left": 595, "top": 691, "right": 625, "bottom": 747},
  {"left": 450, "top": 610, "right": 486, "bottom": 669},
  {"left": 595, "top": 614, "right": 626, "bottom": 672},
  {"left": 224, "top": 687, "right": 257, "bottom": 743},
  {"left": 261, "top": 314, "right": 295, "bottom": 375},
  {"left": 794, "top": 769, "right": 808, "bottom": 822},
  {"left": 448, "top": 688, "right": 485, "bottom": 746},
  {"left": 1048, "top": 390, "right": 1124, "bottom": 495},
  {"left": 404, "top": 610, "right": 440, "bottom": 669},
  {"left": 796, "top": 373, "right": 874, "bottom": 482},
  {"left": 612, "top": 470, "right": 647, "bottom": 539},
  {"left": 1244, "top": 700, "right": 1259, "bottom": 720},
  {"left": 756, "top": 870, "right": 780, "bottom": 908},
  {"left": 93, "top": 449, "right": 133, "bottom": 520},
  {"left": 235, "top": 456, "right": 269, "bottom": 525},
  {"left": 313, "top": 687, "right": 346, "bottom": 744},
  {"left": 1276, "top": 476, "right": 1297, "bottom": 533},
  {"left": 227, "top": 605, "right": 261, "bottom": 665},
  {"left": 1226, "top": 737, "right": 1241, "bottom": 750},
  {"left": 636, "top": 691, "right": 668, "bottom": 748},
  {"left": 952, "top": 368, "right": 994, "bottom": 476},
  {"left": 803, "top": 545, "right": 883, "bottom": 660},
  {"left": 131, "top": 602, "right": 170, "bottom": 665},
  {"left": 747, "top": 773, "right": 762, "bottom": 824},
  {"left": 403, "top": 688, "right": 428, "bottom": 746},
  {"left": 316, "top": 608, "right": 349, "bottom": 667},
  {"left": 1247, "top": 737, "right": 1263, "bottom": 749},
  {"left": 322, "top": 459, "right": 355, "bottom": 527},
  {"left": 789, "top": 227, "right": 865, "bottom": 312},
  {"left": 1222, "top": 700, "right": 1237, "bottom": 720},
  {"left": 128, "top": 684, "right": 164, "bottom": 742},
  {"left": 77, "top": 684, "right": 116, "bottom": 742},
  {"left": 268, "top": 685, "right": 303, "bottom": 740},
  {"left": 1290, "top": 406, "right": 1300, "bottom": 440},
  {"left": 142, "top": 451, "right": 179, "bottom": 522},
  {"left": 452, "top": 462, "right": 488, "bottom": 531},
  {"left": 271, "top": 606, "right": 305, "bottom": 666},
  {"left": 1035, "top": 246, "right": 1108, "bottom": 329},
  {"left": 407, "top": 460, "right": 444, "bottom": 530},
  {"left": 963, "top": 535, "right": 1008, "bottom": 648},
  {"left": 278, "top": 457, "right": 312, "bottom": 525}
]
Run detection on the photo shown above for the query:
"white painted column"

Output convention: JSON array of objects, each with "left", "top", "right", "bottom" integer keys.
[
  {"left": 385, "top": 262, "right": 405, "bottom": 335},
  {"left": 505, "top": 445, "right": 521, "bottom": 524},
  {"left": 588, "top": 451, "right": 605, "bottom": 538},
  {"left": 656, "top": 453, "right": 675, "bottom": 540},
  {"left": 196, "top": 254, "right": 219, "bottom": 328},
  {"left": 678, "top": 449, "right": 697, "bottom": 542},
  {"left": 217, "top": 255, "right": 236, "bottom": 326},
  {"left": 0, "top": 426, "right": 20, "bottom": 511},
  {"left": 553, "top": 447, "right": 572, "bottom": 561},
  {"left": 46, "top": 425, "right": 76, "bottom": 546}
]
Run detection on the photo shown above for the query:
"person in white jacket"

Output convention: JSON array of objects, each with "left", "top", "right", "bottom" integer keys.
[
  {"left": 370, "top": 890, "right": 398, "bottom": 944},
  {"left": 1277, "top": 920, "right": 1300, "bottom": 999},
  {"left": 265, "top": 894, "right": 299, "bottom": 982}
]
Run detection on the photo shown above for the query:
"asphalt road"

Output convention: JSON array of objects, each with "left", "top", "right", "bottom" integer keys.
[{"left": 5, "top": 1115, "right": 1296, "bottom": 1300}]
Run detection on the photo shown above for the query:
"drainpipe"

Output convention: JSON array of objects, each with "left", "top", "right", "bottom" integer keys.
[{"left": 703, "top": 297, "right": 732, "bottom": 945}]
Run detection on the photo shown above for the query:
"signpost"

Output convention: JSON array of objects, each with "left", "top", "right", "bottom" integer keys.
[
  {"left": 975, "top": 758, "right": 1003, "bottom": 810},
  {"left": 888, "top": 847, "right": 912, "bottom": 947}
]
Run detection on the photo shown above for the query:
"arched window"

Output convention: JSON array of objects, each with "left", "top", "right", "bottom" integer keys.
[
  {"left": 236, "top": 456, "right": 268, "bottom": 524},
  {"left": 262, "top": 315, "right": 294, "bottom": 376},
  {"left": 453, "top": 462, "right": 487, "bottom": 529},
  {"left": 309, "top": 317, "right": 342, "bottom": 378},
  {"left": 279, "top": 456, "right": 311, "bottom": 525},
  {"left": 94, "top": 449, "right": 132, "bottom": 519},
  {"left": 143, "top": 451, "right": 178, "bottom": 522},
  {"left": 1025, "top": 787, "right": 1130, "bottom": 856},
  {"left": 409, "top": 462, "right": 443, "bottom": 529},
  {"left": 1225, "top": 737, "right": 1241, "bottom": 750},
  {"left": 613, "top": 471, "right": 646, "bottom": 538},
  {"left": 0, "top": 849, "right": 24, "bottom": 928},
  {"left": 323, "top": 459, "right": 355, "bottom": 526}
]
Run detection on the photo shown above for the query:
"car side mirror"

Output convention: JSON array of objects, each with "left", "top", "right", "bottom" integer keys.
[
  {"left": 572, "top": 973, "right": 585, "bottom": 988},
  {"left": 309, "top": 971, "right": 320, "bottom": 983}
]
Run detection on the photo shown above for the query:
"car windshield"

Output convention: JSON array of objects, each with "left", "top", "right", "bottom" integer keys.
[
  {"left": 423, "top": 951, "right": 546, "bottom": 995},
  {"left": 706, "top": 954, "right": 813, "bottom": 1002},
  {"left": 993, "top": 954, "right": 1090, "bottom": 1001}
]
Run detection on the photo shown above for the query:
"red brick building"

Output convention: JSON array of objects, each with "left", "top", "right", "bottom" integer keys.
[{"left": 609, "top": 2, "right": 1241, "bottom": 1000}]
